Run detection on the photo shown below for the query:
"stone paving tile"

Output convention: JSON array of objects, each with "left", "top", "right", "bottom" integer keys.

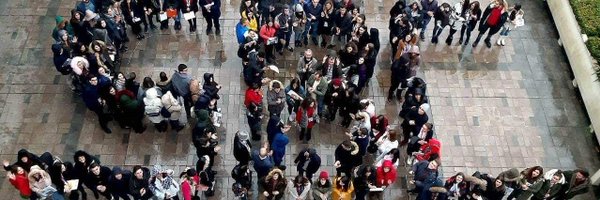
[{"left": 0, "top": 0, "right": 598, "bottom": 199}]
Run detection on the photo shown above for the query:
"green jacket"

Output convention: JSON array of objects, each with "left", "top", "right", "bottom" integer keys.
[{"left": 307, "top": 74, "right": 328, "bottom": 98}]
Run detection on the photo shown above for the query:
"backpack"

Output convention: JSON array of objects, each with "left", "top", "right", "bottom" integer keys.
[{"left": 58, "top": 58, "right": 73, "bottom": 75}]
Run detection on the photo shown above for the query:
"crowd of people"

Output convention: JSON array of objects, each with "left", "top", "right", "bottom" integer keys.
[{"left": 4, "top": 0, "right": 590, "bottom": 199}]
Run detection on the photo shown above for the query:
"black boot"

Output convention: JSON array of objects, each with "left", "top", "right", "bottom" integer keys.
[
  {"left": 445, "top": 37, "right": 453, "bottom": 45},
  {"left": 484, "top": 38, "right": 492, "bottom": 48},
  {"left": 458, "top": 38, "right": 463, "bottom": 45}
]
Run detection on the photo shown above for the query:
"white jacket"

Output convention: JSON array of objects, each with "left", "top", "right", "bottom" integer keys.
[
  {"left": 144, "top": 88, "right": 164, "bottom": 123},
  {"left": 286, "top": 181, "right": 311, "bottom": 200},
  {"left": 161, "top": 91, "right": 182, "bottom": 120},
  {"left": 152, "top": 177, "right": 180, "bottom": 199}
]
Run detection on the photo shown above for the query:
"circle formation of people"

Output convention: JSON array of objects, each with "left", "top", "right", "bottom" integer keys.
[{"left": 4, "top": 0, "right": 590, "bottom": 200}]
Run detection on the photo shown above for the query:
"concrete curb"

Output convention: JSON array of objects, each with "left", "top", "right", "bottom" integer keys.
[{"left": 547, "top": 0, "right": 600, "bottom": 144}]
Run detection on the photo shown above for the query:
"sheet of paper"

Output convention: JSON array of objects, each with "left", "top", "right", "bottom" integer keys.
[
  {"left": 67, "top": 179, "right": 79, "bottom": 191},
  {"left": 159, "top": 12, "right": 168, "bottom": 21},
  {"left": 183, "top": 12, "right": 196, "bottom": 21}
]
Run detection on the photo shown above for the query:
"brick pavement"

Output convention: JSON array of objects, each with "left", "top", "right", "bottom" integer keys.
[{"left": 0, "top": 0, "right": 598, "bottom": 199}]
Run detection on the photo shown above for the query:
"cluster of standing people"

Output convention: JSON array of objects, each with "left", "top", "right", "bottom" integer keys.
[
  {"left": 409, "top": 162, "right": 592, "bottom": 200},
  {"left": 37, "top": 0, "right": 591, "bottom": 200},
  {"left": 3, "top": 149, "right": 219, "bottom": 200}
]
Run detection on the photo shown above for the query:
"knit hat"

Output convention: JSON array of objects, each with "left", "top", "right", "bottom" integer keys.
[
  {"left": 58, "top": 30, "right": 68, "bottom": 39},
  {"left": 319, "top": 171, "right": 329, "bottom": 179},
  {"left": 332, "top": 78, "right": 342, "bottom": 87},
  {"left": 420, "top": 103, "right": 430, "bottom": 112},
  {"left": 294, "top": 4, "right": 304, "bottom": 12},
  {"left": 237, "top": 131, "right": 250, "bottom": 141},
  {"left": 83, "top": 10, "right": 97, "bottom": 21},
  {"left": 499, "top": 168, "right": 521, "bottom": 182}
]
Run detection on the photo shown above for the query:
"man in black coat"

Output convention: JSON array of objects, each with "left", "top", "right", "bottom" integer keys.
[
  {"left": 85, "top": 163, "right": 113, "bottom": 199},
  {"left": 388, "top": 51, "right": 411, "bottom": 102},
  {"left": 233, "top": 131, "right": 252, "bottom": 165},
  {"left": 334, "top": 140, "right": 359, "bottom": 177},
  {"left": 109, "top": 166, "right": 132, "bottom": 200},
  {"left": 82, "top": 76, "right": 112, "bottom": 133},
  {"left": 294, "top": 148, "right": 321, "bottom": 180},
  {"left": 401, "top": 103, "right": 430, "bottom": 145}
]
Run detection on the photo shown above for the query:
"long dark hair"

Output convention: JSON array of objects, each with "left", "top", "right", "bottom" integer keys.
[
  {"left": 509, "top": 4, "right": 522, "bottom": 21},
  {"left": 301, "top": 98, "right": 315, "bottom": 110},
  {"left": 461, "top": 0, "right": 471, "bottom": 16},
  {"left": 289, "top": 78, "right": 301, "bottom": 92}
]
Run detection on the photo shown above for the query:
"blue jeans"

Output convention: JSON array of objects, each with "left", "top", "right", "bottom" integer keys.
[
  {"left": 317, "top": 95, "right": 324, "bottom": 115},
  {"left": 420, "top": 17, "right": 432, "bottom": 35},
  {"left": 303, "top": 20, "right": 319, "bottom": 41},
  {"left": 499, "top": 25, "right": 511, "bottom": 36}
]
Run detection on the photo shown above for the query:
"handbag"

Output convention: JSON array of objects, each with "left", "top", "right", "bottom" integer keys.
[
  {"left": 161, "top": 106, "right": 172, "bottom": 118},
  {"left": 166, "top": 8, "right": 178, "bottom": 18}
]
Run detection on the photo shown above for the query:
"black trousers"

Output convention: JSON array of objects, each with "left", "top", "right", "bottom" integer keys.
[
  {"left": 92, "top": 107, "right": 111, "bottom": 129},
  {"left": 299, "top": 127, "right": 312, "bottom": 141},
  {"left": 202, "top": 12, "right": 220, "bottom": 31}
]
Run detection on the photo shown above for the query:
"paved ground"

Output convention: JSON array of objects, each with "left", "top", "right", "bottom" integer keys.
[{"left": 0, "top": 0, "right": 598, "bottom": 199}]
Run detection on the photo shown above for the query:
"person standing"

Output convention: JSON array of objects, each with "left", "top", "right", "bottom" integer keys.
[
  {"left": 6, "top": 165, "right": 32, "bottom": 199},
  {"left": 410, "top": 159, "right": 440, "bottom": 200},
  {"left": 472, "top": 0, "right": 508, "bottom": 48},
  {"left": 458, "top": 1, "right": 481, "bottom": 45},
  {"left": 312, "top": 171, "right": 332, "bottom": 200},
  {"left": 122, "top": 0, "right": 145, "bottom": 39},
  {"left": 296, "top": 49, "right": 318, "bottom": 88},
  {"left": 130, "top": 165, "right": 154, "bottom": 199},
  {"left": 275, "top": 5, "right": 294, "bottom": 54},
  {"left": 271, "top": 124, "right": 291, "bottom": 167},
  {"left": 161, "top": 90, "right": 186, "bottom": 131},
  {"left": 267, "top": 80, "right": 286, "bottom": 117},
  {"left": 233, "top": 131, "right": 252, "bottom": 165},
  {"left": 252, "top": 145, "right": 275, "bottom": 181},
  {"left": 170, "top": 64, "right": 192, "bottom": 117},
  {"left": 558, "top": 169, "right": 590, "bottom": 199},
  {"left": 293, "top": 3, "right": 307, "bottom": 48},
  {"left": 420, "top": 0, "right": 438, "bottom": 40},
  {"left": 294, "top": 148, "right": 321, "bottom": 180},
  {"left": 334, "top": 140, "right": 360, "bottom": 177},
  {"left": 285, "top": 78, "right": 305, "bottom": 121},
  {"left": 162, "top": 0, "right": 182, "bottom": 30},
  {"left": 108, "top": 166, "right": 132, "bottom": 200},
  {"left": 85, "top": 163, "right": 113, "bottom": 199},
  {"left": 180, "top": 0, "right": 199, "bottom": 32},
  {"left": 144, "top": 87, "right": 169, "bottom": 132},
  {"left": 296, "top": 98, "right": 318, "bottom": 142},
  {"left": 307, "top": 72, "right": 328, "bottom": 115},
  {"left": 199, "top": 0, "right": 221, "bottom": 35},
  {"left": 140, "top": 0, "right": 160, "bottom": 31},
  {"left": 286, "top": 175, "right": 311, "bottom": 200},
  {"left": 260, "top": 18, "right": 280, "bottom": 64},
  {"left": 262, "top": 168, "right": 287, "bottom": 200},
  {"left": 303, "top": 0, "right": 323, "bottom": 45},
  {"left": 496, "top": 4, "right": 523, "bottom": 46},
  {"left": 82, "top": 76, "right": 113, "bottom": 133}
]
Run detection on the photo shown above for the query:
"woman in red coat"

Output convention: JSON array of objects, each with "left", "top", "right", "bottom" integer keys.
[
  {"left": 7, "top": 165, "right": 32, "bottom": 199},
  {"left": 415, "top": 138, "right": 441, "bottom": 162},
  {"left": 296, "top": 98, "right": 318, "bottom": 142},
  {"left": 244, "top": 84, "right": 263, "bottom": 108},
  {"left": 259, "top": 18, "right": 280, "bottom": 64}
]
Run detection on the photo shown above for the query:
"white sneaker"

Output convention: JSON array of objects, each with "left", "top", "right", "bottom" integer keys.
[
  {"left": 501, "top": 39, "right": 506, "bottom": 46},
  {"left": 496, "top": 39, "right": 502, "bottom": 46}
]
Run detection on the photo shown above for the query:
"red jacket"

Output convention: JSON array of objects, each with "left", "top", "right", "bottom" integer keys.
[
  {"left": 376, "top": 160, "right": 397, "bottom": 187},
  {"left": 416, "top": 138, "right": 441, "bottom": 161},
  {"left": 9, "top": 173, "right": 32, "bottom": 197},
  {"left": 244, "top": 88, "right": 263, "bottom": 107},
  {"left": 296, "top": 106, "right": 316, "bottom": 129},
  {"left": 259, "top": 24, "right": 279, "bottom": 42}
]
